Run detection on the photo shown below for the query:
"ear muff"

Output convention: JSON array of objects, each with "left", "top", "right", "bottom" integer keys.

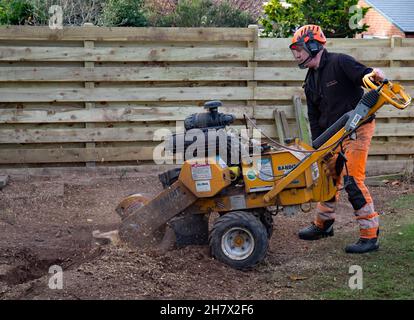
[{"left": 304, "top": 32, "right": 323, "bottom": 57}]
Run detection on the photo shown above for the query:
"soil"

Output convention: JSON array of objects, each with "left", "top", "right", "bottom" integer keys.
[{"left": 0, "top": 170, "right": 412, "bottom": 300}]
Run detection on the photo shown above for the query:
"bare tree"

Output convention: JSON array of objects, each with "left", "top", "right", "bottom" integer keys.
[{"left": 30, "top": 0, "right": 104, "bottom": 26}]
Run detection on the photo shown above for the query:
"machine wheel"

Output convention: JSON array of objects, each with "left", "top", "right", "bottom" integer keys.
[{"left": 209, "top": 211, "right": 269, "bottom": 270}]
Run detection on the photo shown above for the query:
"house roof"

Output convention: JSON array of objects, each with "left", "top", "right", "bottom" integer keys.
[{"left": 364, "top": 0, "right": 414, "bottom": 32}]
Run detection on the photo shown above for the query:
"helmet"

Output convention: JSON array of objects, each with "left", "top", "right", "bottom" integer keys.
[
  {"left": 291, "top": 25, "right": 326, "bottom": 47},
  {"left": 289, "top": 25, "right": 326, "bottom": 69}
]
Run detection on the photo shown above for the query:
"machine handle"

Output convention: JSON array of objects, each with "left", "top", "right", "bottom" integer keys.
[{"left": 363, "top": 71, "right": 412, "bottom": 109}]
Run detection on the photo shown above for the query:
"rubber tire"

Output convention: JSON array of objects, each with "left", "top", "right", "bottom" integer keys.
[{"left": 209, "top": 211, "right": 269, "bottom": 270}]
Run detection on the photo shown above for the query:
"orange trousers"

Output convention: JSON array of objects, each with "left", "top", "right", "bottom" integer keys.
[{"left": 315, "top": 120, "right": 379, "bottom": 239}]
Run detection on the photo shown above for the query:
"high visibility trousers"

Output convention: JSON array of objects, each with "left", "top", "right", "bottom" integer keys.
[{"left": 314, "top": 121, "right": 379, "bottom": 239}]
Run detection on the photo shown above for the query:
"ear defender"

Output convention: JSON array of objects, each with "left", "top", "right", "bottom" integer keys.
[{"left": 304, "top": 32, "right": 324, "bottom": 58}]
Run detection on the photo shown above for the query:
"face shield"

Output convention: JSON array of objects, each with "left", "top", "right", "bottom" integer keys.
[{"left": 289, "top": 42, "right": 313, "bottom": 69}]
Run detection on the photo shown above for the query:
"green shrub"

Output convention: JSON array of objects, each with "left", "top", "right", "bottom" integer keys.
[
  {"left": 154, "top": 0, "right": 255, "bottom": 27},
  {"left": 100, "top": 0, "right": 147, "bottom": 27},
  {"left": 0, "top": 0, "right": 33, "bottom": 25},
  {"left": 260, "top": 0, "right": 370, "bottom": 38}
]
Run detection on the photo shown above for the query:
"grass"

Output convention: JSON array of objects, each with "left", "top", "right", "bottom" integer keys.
[{"left": 315, "top": 194, "right": 414, "bottom": 300}]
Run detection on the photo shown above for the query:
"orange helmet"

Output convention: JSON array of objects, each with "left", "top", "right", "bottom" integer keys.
[{"left": 291, "top": 25, "right": 327, "bottom": 48}]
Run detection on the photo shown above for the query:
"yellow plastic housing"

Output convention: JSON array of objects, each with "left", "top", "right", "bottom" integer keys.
[{"left": 179, "top": 157, "right": 232, "bottom": 198}]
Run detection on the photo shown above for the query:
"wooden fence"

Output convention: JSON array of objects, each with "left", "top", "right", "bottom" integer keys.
[{"left": 0, "top": 25, "right": 413, "bottom": 175}]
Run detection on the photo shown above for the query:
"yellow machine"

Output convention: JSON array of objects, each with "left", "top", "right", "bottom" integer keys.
[{"left": 116, "top": 72, "right": 411, "bottom": 269}]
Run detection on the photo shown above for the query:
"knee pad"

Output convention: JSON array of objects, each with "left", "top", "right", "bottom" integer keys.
[{"left": 344, "top": 175, "right": 367, "bottom": 210}]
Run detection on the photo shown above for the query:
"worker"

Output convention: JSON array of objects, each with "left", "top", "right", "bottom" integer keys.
[{"left": 289, "top": 24, "right": 385, "bottom": 253}]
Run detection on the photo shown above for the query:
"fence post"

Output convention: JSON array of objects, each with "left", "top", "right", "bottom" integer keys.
[
  {"left": 388, "top": 36, "right": 403, "bottom": 161},
  {"left": 83, "top": 23, "right": 96, "bottom": 167},
  {"left": 247, "top": 25, "right": 258, "bottom": 137}
]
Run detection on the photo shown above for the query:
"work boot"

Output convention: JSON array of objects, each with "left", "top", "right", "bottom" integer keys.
[
  {"left": 298, "top": 220, "right": 334, "bottom": 240},
  {"left": 345, "top": 237, "right": 379, "bottom": 253}
]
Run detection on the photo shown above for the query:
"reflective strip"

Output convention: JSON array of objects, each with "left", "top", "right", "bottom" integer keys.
[
  {"left": 315, "top": 201, "right": 336, "bottom": 227},
  {"left": 355, "top": 203, "right": 375, "bottom": 217},
  {"left": 358, "top": 216, "right": 379, "bottom": 230},
  {"left": 356, "top": 212, "right": 379, "bottom": 220},
  {"left": 360, "top": 227, "right": 378, "bottom": 239},
  {"left": 317, "top": 202, "right": 335, "bottom": 213},
  {"left": 318, "top": 211, "right": 336, "bottom": 221}
]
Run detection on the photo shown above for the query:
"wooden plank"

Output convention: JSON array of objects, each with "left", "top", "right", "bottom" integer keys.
[
  {"left": 0, "top": 47, "right": 253, "bottom": 62},
  {"left": 0, "top": 26, "right": 255, "bottom": 42},
  {"left": 253, "top": 105, "right": 414, "bottom": 119},
  {"left": 231, "top": 123, "right": 414, "bottom": 139},
  {"left": 293, "top": 95, "right": 311, "bottom": 145},
  {"left": 0, "top": 106, "right": 253, "bottom": 123},
  {"left": 0, "top": 138, "right": 413, "bottom": 164},
  {"left": 0, "top": 146, "right": 156, "bottom": 163},
  {"left": 255, "top": 47, "right": 414, "bottom": 61},
  {"left": 1, "top": 104, "right": 412, "bottom": 124},
  {"left": 0, "top": 87, "right": 254, "bottom": 103},
  {"left": 274, "top": 110, "right": 285, "bottom": 145},
  {"left": 255, "top": 86, "right": 414, "bottom": 101},
  {"left": 403, "top": 38, "right": 414, "bottom": 47},
  {"left": 2, "top": 121, "right": 412, "bottom": 145},
  {"left": 254, "top": 67, "right": 414, "bottom": 81},
  {"left": 0, "top": 160, "right": 409, "bottom": 177},
  {"left": 0, "top": 127, "right": 175, "bottom": 143},
  {"left": 0, "top": 67, "right": 254, "bottom": 82},
  {"left": 366, "top": 160, "right": 414, "bottom": 176},
  {"left": 258, "top": 38, "right": 390, "bottom": 49},
  {"left": 255, "top": 87, "right": 306, "bottom": 100},
  {"left": 374, "top": 123, "right": 414, "bottom": 137},
  {"left": 369, "top": 140, "right": 414, "bottom": 155}
]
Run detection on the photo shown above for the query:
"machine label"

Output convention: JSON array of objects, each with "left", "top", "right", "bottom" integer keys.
[
  {"left": 257, "top": 158, "right": 273, "bottom": 182},
  {"left": 191, "top": 164, "right": 212, "bottom": 180},
  {"left": 195, "top": 180, "right": 211, "bottom": 192},
  {"left": 311, "top": 162, "right": 320, "bottom": 181},
  {"left": 246, "top": 170, "right": 256, "bottom": 180},
  {"left": 350, "top": 114, "right": 362, "bottom": 129},
  {"left": 230, "top": 195, "right": 246, "bottom": 210},
  {"left": 277, "top": 164, "right": 296, "bottom": 172}
]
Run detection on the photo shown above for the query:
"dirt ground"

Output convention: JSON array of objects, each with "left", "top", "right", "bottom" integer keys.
[{"left": 0, "top": 169, "right": 412, "bottom": 300}]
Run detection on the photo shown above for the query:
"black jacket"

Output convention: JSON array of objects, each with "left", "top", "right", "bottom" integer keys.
[{"left": 304, "top": 49, "right": 373, "bottom": 140}]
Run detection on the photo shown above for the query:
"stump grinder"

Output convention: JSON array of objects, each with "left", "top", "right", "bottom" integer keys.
[{"left": 113, "top": 71, "right": 411, "bottom": 269}]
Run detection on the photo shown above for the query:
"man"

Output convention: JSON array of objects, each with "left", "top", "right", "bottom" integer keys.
[{"left": 289, "top": 24, "right": 385, "bottom": 253}]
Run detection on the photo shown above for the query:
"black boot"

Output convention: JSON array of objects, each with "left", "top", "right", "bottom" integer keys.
[
  {"left": 298, "top": 220, "right": 334, "bottom": 241},
  {"left": 345, "top": 238, "right": 379, "bottom": 253}
]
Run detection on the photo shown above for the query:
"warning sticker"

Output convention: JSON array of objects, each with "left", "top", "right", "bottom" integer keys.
[
  {"left": 191, "top": 164, "right": 212, "bottom": 181},
  {"left": 195, "top": 180, "right": 211, "bottom": 193},
  {"left": 258, "top": 158, "right": 274, "bottom": 182},
  {"left": 311, "top": 162, "right": 320, "bottom": 181}
]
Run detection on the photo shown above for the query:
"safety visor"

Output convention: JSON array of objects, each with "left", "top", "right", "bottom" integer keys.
[{"left": 289, "top": 42, "right": 304, "bottom": 51}]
